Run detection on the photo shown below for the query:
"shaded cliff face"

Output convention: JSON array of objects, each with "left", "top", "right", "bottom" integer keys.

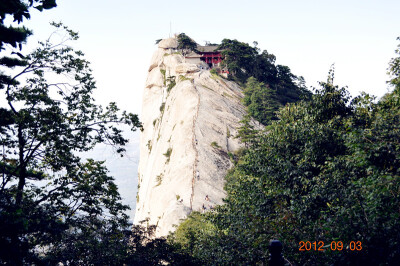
[{"left": 134, "top": 37, "right": 249, "bottom": 236}]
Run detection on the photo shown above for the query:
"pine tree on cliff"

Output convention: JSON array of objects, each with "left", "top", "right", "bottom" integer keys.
[{"left": 177, "top": 33, "right": 197, "bottom": 56}]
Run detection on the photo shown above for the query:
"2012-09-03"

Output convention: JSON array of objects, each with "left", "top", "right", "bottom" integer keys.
[{"left": 299, "top": 241, "right": 362, "bottom": 251}]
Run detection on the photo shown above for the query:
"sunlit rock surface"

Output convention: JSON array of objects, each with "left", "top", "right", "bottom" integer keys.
[{"left": 134, "top": 37, "right": 253, "bottom": 236}]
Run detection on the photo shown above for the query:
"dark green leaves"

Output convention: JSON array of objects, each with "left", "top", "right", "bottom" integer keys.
[
  {"left": 218, "top": 39, "right": 311, "bottom": 125},
  {"left": 243, "top": 77, "right": 280, "bottom": 125},
  {"left": 173, "top": 54, "right": 400, "bottom": 264},
  {"left": 0, "top": 24, "right": 32, "bottom": 50},
  {"left": 0, "top": 0, "right": 57, "bottom": 50},
  {"left": 177, "top": 33, "right": 197, "bottom": 56},
  {"left": 0, "top": 23, "right": 141, "bottom": 264}
]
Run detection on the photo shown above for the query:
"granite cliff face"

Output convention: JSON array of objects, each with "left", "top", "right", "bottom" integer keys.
[{"left": 133, "top": 37, "right": 250, "bottom": 236}]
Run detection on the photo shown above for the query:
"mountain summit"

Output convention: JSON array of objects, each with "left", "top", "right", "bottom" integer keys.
[{"left": 134, "top": 37, "right": 254, "bottom": 236}]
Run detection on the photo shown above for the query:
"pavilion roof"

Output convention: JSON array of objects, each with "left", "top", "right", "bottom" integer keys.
[
  {"left": 196, "top": 45, "right": 219, "bottom": 52},
  {"left": 185, "top": 52, "right": 202, "bottom": 58}
]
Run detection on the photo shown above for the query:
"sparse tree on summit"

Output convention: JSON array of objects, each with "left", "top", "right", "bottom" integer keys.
[{"left": 177, "top": 33, "right": 197, "bottom": 56}]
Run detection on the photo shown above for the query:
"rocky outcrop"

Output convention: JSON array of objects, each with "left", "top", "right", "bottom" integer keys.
[
  {"left": 158, "top": 38, "right": 178, "bottom": 49},
  {"left": 134, "top": 37, "right": 252, "bottom": 236},
  {"left": 175, "top": 63, "right": 200, "bottom": 74}
]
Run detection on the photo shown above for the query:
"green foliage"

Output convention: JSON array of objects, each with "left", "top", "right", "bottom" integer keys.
[
  {"left": 176, "top": 194, "right": 180, "bottom": 200},
  {"left": 210, "top": 141, "right": 221, "bottom": 149},
  {"left": 171, "top": 210, "right": 257, "bottom": 265},
  {"left": 167, "top": 75, "right": 176, "bottom": 93},
  {"left": 173, "top": 40, "right": 400, "bottom": 264},
  {"left": 243, "top": 77, "right": 281, "bottom": 125},
  {"left": 218, "top": 39, "right": 258, "bottom": 83},
  {"left": 222, "top": 92, "right": 231, "bottom": 98},
  {"left": 0, "top": 1, "right": 57, "bottom": 91},
  {"left": 155, "top": 173, "right": 164, "bottom": 186},
  {"left": 47, "top": 221, "right": 193, "bottom": 265},
  {"left": 228, "top": 147, "right": 247, "bottom": 165},
  {"left": 235, "top": 114, "right": 259, "bottom": 147},
  {"left": 160, "top": 102, "right": 165, "bottom": 112},
  {"left": 155, "top": 39, "right": 162, "bottom": 44},
  {"left": 124, "top": 223, "right": 196, "bottom": 265},
  {"left": 218, "top": 39, "right": 311, "bottom": 125},
  {"left": 163, "top": 148, "right": 172, "bottom": 163},
  {"left": 388, "top": 36, "right": 400, "bottom": 92},
  {"left": 0, "top": 0, "right": 56, "bottom": 50},
  {"left": 216, "top": 79, "right": 359, "bottom": 265},
  {"left": 177, "top": 33, "right": 197, "bottom": 56},
  {"left": 0, "top": 56, "right": 27, "bottom": 67},
  {"left": 179, "top": 75, "right": 192, "bottom": 82},
  {"left": 210, "top": 68, "right": 217, "bottom": 75},
  {"left": 160, "top": 68, "right": 166, "bottom": 85},
  {"left": 170, "top": 212, "right": 217, "bottom": 262},
  {"left": 146, "top": 140, "right": 152, "bottom": 152},
  {"left": 0, "top": 24, "right": 32, "bottom": 51},
  {"left": 226, "top": 126, "right": 231, "bottom": 138},
  {"left": 0, "top": 23, "right": 142, "bottom": 265},
  {"left": 227, "top": 152, "right": 234, "bottom": 162}
]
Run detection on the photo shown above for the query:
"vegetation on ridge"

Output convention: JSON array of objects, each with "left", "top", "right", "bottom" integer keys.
[
  {"left": 171, "top": 43, "right": 400, "bottom": 264},
  {"left": 217, "top": 39, "right": 312, "bottom": 125},
  {"left": 177, "top": 33, "right": 197, "bottom": 56}
]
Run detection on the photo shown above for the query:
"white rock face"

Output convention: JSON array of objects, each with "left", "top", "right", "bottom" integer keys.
[
  {"left": 158, "top": 38, "right": 178, "bottom": 49},
  {"left": 148, "top": 49, "right": 166, "bottom": 72},
  {"left": 134, "top": 37, "right": 251, "bottom": 237},
  {"left": 175, "top": 63, "right": 200, "bottom": 74}
]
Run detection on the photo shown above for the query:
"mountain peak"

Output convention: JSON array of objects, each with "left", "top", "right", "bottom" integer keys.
[{"left": 134, "top": 38, "right": 258, "bottom": 236}]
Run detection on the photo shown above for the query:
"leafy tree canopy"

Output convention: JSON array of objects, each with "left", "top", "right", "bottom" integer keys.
[
  {"left": 388, "top": 36, "right": 400, "bottom": 92},
  {"left": 172, "top": 38, "right": 400, "bottom": 265},
  {"left": 218, "top": 39, "right": 311, "bottom": 125},
  {"left": 0, "top": 0, "right": 57, "bottom": 50},
  {"left": 242, "top": 77, "right": 280, "bottom": 125},
  {"left": 0, "top": 23, "right": 141, "bottom": 264},
  {"left": 0, "top": 0, "right": 58, "bottom": 93},
  {"left": 177, "top": 33, "right": 197, "bottom": 56}
]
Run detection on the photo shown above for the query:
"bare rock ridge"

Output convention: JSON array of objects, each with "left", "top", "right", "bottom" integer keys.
[{"left": 134, "top": 37, "right": 249, "bottom": 236}]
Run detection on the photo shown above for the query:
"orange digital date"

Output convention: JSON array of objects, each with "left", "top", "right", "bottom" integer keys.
[{"left": 299, "top": 241, "right": 362, "bottom": 251}]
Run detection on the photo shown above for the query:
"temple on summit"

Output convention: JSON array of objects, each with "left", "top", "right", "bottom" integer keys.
[
  {"left": 185, "top": 46, "right": 221, "bottom": 68},
  {"left": 185, "top": 45, "right": 224, "bottom": 70}
]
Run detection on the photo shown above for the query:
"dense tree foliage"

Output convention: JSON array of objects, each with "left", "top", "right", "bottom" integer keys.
[
  {"left": 389, "top": 37, "right": 400, "bottom": 91},
  {"left": 0, "top": 23, "right": 143, "bottom": 264},
  {"left": 217, "top": 39, "right": 259, "bottom": 83},
  {"left": 44, "top": 221, "right": 195, "bottom": 265},
  {"left": 172, "top": 40, "right": 400, "bottom": 264},
  {"left": 0, "top": 0, "right": 57, "bottom": 50},
  {"left": 242, "top": 77, "right": 280, "bottom": 125},
  {"left": 218, "top": 39, "right": 311, "bottom": 125},
  {"left": 177, "top": 33, "right": 197, "bottom": 56},
  {"left": 217, "top": 39, "right": 305, "bottom": 88},
  {"left": 1, "top": 0, "right": 57, "bottom": 89},
  {"left": 235, "top": 114, "right": 259, "bottom": 148}
]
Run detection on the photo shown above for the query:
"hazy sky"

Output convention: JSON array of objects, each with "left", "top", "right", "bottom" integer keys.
[
  {"left": 4, "top": 0, "right": 400, "bottom": 218},
  {"left": 18, "top": 0, "right": 400, "bottom": 113}
]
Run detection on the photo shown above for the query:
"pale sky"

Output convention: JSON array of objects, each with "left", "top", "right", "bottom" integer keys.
[
  {"left": 18, "top": 0, "right": 400, "bottom": 113},
  {"left": 3, "top": 0, "right": 400, "bottom": 218}
]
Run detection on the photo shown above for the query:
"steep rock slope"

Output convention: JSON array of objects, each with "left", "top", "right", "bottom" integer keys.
[{"left": 134, "top": 38, "right": 250, "bottom": 236}]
